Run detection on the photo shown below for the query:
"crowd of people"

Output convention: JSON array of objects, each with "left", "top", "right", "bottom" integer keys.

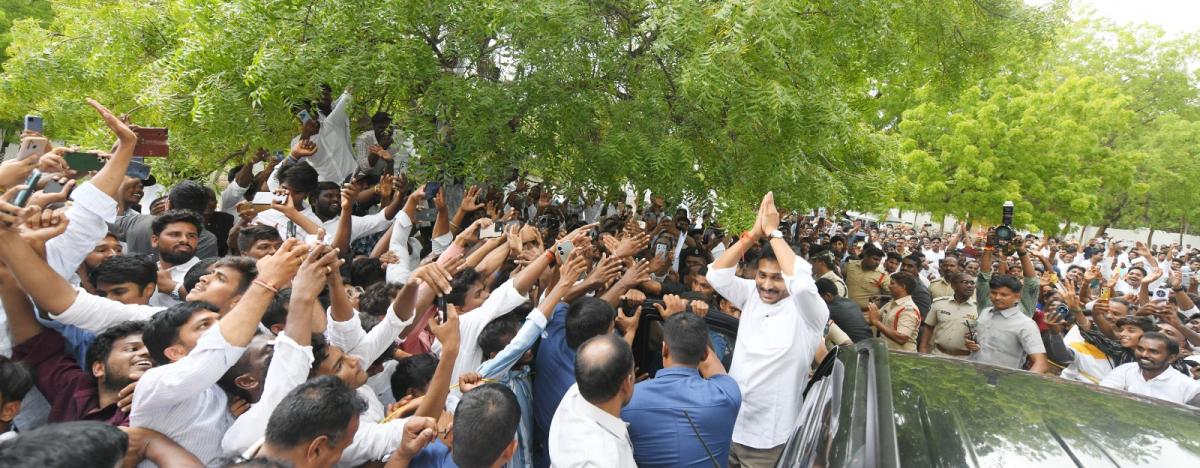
[{"left": 0, "top": 91, "right": 1198, "bottom": 468}]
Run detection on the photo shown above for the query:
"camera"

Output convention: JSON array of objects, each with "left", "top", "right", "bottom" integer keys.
[{"left": 993, "top": 201, "right": 1016, "bottom": 255}]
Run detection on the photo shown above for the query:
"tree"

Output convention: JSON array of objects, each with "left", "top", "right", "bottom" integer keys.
[{"left": 0, "top": 0, "right": 1061, "bottom": 226}]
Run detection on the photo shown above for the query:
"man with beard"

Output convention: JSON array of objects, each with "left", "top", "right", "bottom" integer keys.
[
  {"left": 706, "top": 192, "right": 828, "bottom": 467},
  {"left": 928, "top": 255, "right": 960, "bottom": 299},
  {"left": 1101, "top": 332, "right": 1200, "bottom": 406},
  {"left": 148, "top": 210, "right": 202, "bottom": 307},
  {"left": 111, "top": 179, "right": 220, "bottom": 259},
  {"left": 307, "top": 181, "right": 403, "bottom": 246}
]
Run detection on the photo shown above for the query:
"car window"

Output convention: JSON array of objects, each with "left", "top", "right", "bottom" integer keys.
[{"left": 777, "top": 348, "right": 845, "bottom": 467}]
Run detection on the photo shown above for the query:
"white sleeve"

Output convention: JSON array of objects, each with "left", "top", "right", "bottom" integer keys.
[
  {"left": 325, "top": 308, "right": 367, "bottom": 352},
  {"left": 338, "top": 419, "right": 408, "bottom": 466},
  {"left": 430, "top": 232, "right": 454, "bottom": 256},
  {"left": 785, "top": 258, "right": 829, "bottom": 333},
  {"left": 706, "top": 265, "right": 757, "bottom": 310},
  {"left": 457, "top": 279, "right": 528, "bottom": 337},
  {"left": 354, "top": 131, "right": 374, "bottom": 170},
  {"left": 130, "top": 324, "right": 246, "bottom": 413},
  {"left": 1099, "top": 365, "right": 1126, "bottom": 390},
  {"left": 45, "top": 182, "right": 117, "bottom": 280},
  {"left": 50, "top": 289, "right": 163, "bottom": 333},
  {"left": 268, "top": 152, "right": 289, "bottom": 193},
  {"left": 348, "top": 213, "right": 393, "bottom": 243},
  {"left": 220, "top": 333, "right": 313, "bottom": 455},
  {"left": 220, "top": 180, "right": 249, "bottom": 214},
  {"left": 348, "top": 306, "right": 415, "bottom": 366},
  {"left": 385, "top": 212, "right": 416, "bottom": 284}
]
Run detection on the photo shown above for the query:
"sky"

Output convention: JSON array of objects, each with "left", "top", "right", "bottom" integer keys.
[{"left": 1027, "top": 0, "right": 1200, "bottom": 37}]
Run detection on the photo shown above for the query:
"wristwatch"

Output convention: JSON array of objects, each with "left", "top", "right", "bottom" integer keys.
[{"left": 768, "top": 230, "right": 784, "bottom": 239}]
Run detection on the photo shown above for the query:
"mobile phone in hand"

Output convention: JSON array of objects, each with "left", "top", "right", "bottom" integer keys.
[
  {"left": 16, "top": 137, "right": 49, "bottom": 161},
  {"left": 556, "top": 240, "right": 575, "bottom": 265},
  {"left": 425, "top": 182, "right": 441, "bottom": 200},
  {"left": 64, "top": 152, "right": 106, "bottom": 173},
  {"left": 435, "top": 295, "right": 448, "bottom": 322},
  {"left": 13, "top": 170, "right": 43, "bottom": 208},
  {"left": 23, "top": 115, "right": 43, "bottom": 133},
  {"left": 296, "top": 109, "right": 312, "bottom": 124}
]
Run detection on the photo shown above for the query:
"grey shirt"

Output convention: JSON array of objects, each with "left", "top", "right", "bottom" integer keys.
[
  {"left": 110, "top": 213, "right": 218, "bottom": 260},
  {"left": 970, "top": 305, "right": 1045, "bottom": 370},
  {"left": 827, "top": 297, "right": 873, "bottom": 343}
]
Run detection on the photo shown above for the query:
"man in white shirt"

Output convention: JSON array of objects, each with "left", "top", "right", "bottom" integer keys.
[
  {"left": 129, "top": 240, "right": 304, "bottom": 465},
  {"left": 705, "top": 192, "right": 829, "bottom": 468},
  {"left": 353, "top": 111, "right": 415, "bottom": 176},
  {"left": 148, "top": 210, "right": 203, "bottom": 307},
  {"left": 1101, "top": 332, "right": 1200, "bottom": 406},
  {"left": 308, "top": 181, "right": 403, "bottom": 245},
  {"left": 256, "top": 163, "right": 323, "bottom": 241},
  {"left": 292, "top": 87, "right": 357, "bottom": 184},
  {"left": 549, "top": 334, "right": 637, "bottom": 468}
]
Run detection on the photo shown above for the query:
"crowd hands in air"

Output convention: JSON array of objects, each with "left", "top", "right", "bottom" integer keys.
[{"left": 0, "top": 92, "right": 1197, "bottom": 468}]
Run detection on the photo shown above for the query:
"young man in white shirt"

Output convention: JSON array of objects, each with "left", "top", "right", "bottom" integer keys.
[
  {"left": 1101, "top": 332, "right": 1200, "bottom": 406},
  {"left": 148, "top": 210, "right": 203, "bottom": 307},
  {"left": 127, "top": 240, "right": 305, "bottom": 465},
  {"left": 705, "top": 192, "right": 829, "bottom": 468},
  {"left": 549, "top": 334, "right": 637, "bottom": 468}
]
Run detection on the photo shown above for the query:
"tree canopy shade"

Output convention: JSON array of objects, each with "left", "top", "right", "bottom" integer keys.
[{"left": 0, "top": 0, "right": 1062, "bottom": 228}]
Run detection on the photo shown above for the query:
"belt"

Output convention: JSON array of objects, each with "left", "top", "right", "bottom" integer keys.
[{"left": 936, "top": 344, "right": 971, "bottom": 357}]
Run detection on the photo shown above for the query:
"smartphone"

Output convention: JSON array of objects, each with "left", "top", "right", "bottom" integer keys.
[
  {"left": 297, "top": 109, "right": 312, "bottom": 124},
  {"left": 425, "top": 182, "right": 440, "bottom": 200},
  {"left": 1099, "top": 286, "right": 1113, "bottom": 301},
  {"left": 64, "top": 152, "right": 106, "bottom": 173},
  {"left": 131, "top": 127, "right": 169, "bottom": 157},
  {"left": 654, "top": 242, "right": 669, "bottom": 259},
  {"left": 126, "top": 161, "right": 151, "bottom": 180},
  {"left": 435, "top": 295, "right": 448, "bottom": 322},
  {"left": 1048, "top": 272, "right": 1059, "bottom": 285},
  {"left": 479, "top": 223, "right": 501, "bottom": 239},
  {"left": 13, "top": 170, "right": 42, "bottom": 208},
  {"left": 16, "top": 137, "right": 49, "bottom": 161},
  {"left": 250, "top": 192, "right": 277, "bottom": 212},
  {"left": 555, "top": 240, "right": 574, "bottom": 265},
  {"left": 23, "top": 115, "right": 43, "bottom": 133},
  {"left": 1054, "top": 303, "right": 1073, "bottom": 322}
]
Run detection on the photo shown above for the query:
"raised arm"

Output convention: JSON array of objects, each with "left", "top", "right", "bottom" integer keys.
[
  {"left": 0, "top": 263, "right": 41, "bottom": 345},
  {"left": 414, "top": 304, "right": 459, "bottom": 419},
  {"left": 217, "top": 239, "right": 305, "bottom": 346},
  {"left": 84, "top": 99, "right": 137, "bottom": 199},
  {"left": 0, "top": 205, "right": 81, "bottom": 314}
]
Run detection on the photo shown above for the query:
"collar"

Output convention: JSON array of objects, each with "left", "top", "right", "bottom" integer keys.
[
  {"left": 991, "top": 305, "right": 1020, "bottom": 318},
  {"left": 653, "top": 366, "right": 701, "bottom": 379},
  {"left": 952, "top": 296, "right": 976, "bottom": 306},
  {"left": 166, "top": 255, "right": 201, "bottom": 272},
  {"left": 572, "top": 385, "right": 629, "bottom": 440}
]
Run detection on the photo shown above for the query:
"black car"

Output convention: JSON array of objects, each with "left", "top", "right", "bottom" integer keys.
[{"left": 778, "top": 339, "right": 1200, "bottom": 467}]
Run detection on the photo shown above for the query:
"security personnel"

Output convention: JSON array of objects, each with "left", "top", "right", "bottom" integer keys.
[
  {"left": 918, "top": 272, "right": 978, "bottom": 357},
  {"left": 868, "top": 272, "right": 921, "bottom": 352}
]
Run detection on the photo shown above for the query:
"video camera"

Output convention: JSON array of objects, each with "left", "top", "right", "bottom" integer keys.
[{"left": 990, "top": 201, "right": 1017, "bottom": 255}]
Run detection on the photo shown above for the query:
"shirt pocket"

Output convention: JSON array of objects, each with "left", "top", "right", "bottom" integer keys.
[{"left": 752, "top": 310, "right": 798, "bottom": 354}]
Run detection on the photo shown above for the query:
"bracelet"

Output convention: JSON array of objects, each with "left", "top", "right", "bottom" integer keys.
[{"left": 252, "top": 279, "right": 280, "bottom": 295}]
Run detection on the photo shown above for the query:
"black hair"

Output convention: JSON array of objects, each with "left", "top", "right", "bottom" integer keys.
[
  {"left": 565, "top": 297, "right": 617, "bottom": 349},
  {"left": 574, "top": 334, "right": 633, "bottom": 404},
  {"left": 349, "top": 257, "right": 386, "bottom": 288},
  {"left": 890, "top": 272, "right": 917, "bottom": 295},
  {"left": 309, "top": 334, "right": 330, "bottom": 377},
  {"left": 862, "top": 244, "right": 885, "bottom": 259},
  {"left": 264, "top": 376, "right": 366, "bottom": 451},
  {"left": 756, "top": 245, "right": 779, "bottom": 269},
  {"left": 275, "top": 163, "right": 319, "bottom": 195},
  {"left": 447, "top": 268, "right": 484, "bottom": 308},
  {"left": 213, "top": 256, "right": 259, "bottom": 294},
  {"left": 143, "top": 301, "right": 220, "bottom": 365},
  {"left": 85, "top": 321, "right": 147, "bottom": 372},
  {"left": 452, "top": 384, "right": 521, "bottom": 468},
  {"left": 218, "top": 332, "right": 274, "bottom": 403},
  {"left": 0, "top": 421, "right": 127, "bottom": 468},
  {"left": 902, "top": 254, "right": 922, "bottom": 267},
  {"left": 89, "top": 255, "right": 157, "bottom": 290},
  {"left": 167, "top": 179, "right": 210, "bottom": 214},
  {"left": 390, "top": 353, "right": 439, "bottom": 400},
  {"left": 151, "top": 209, "right": 203, "bottom": 236},
  {"left": 183, "top": 257, "right": 220, "bottom": 292},
  {"left": 0, "top": 355, "right": 33, "bottom": 403},
  {"left": 814, "top": 278, "right": 840, "bottom": 298},
  {"left": 358, "top": 282, "right": 400, "bottom": 317},
  {"left": 477, "top": 311, "right": 525, "bottom": 359},
  {"left": 987, "top": 275, "right": 1023, "bottom": 294},
  {"left": 307, "top": 181, "right": 342, "bottom": 208},
  {"left": 1116, "top": 315, "right": 1156, "bottom": 333},
  {"left": 662, "top": 312, "right": 710, "bottom": 366},
  {"left": 830, "top": 235, "right": 846, "bottom": 245},
  {"left": 1066, "top": 265, "right": 1086, "bottom": 274},
  {"left": 219, "top": 458, "right": 292, "bottom": 468},
  {"left": 237, "top": 224, "right": 282, "bottom": 254},
  {"left": 886, "top": 252, "right": 903, "bottom": 262},
  {"left": 1140, "top": 331, "right": 1180, "bottom": 356},
  {"left": 809, "top": 248, "right": 837, "bottom": 270},
  {"left": 261, "top": 288, "right": 293, "bottom": 332},
  {"left": 1128, "top": 265, "right": 1148, "bottom": 276}
]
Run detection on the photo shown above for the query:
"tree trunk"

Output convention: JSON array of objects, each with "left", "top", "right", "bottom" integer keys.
[
  {"left": 1146, "top": 223, "right": 1154, "bottom": 246},
  {"left": 1180, "top": 216, "right": 1187, "bottom": 246},
  {"left": 1094, "top": 221, "right": 1110, "bottom": 240}
]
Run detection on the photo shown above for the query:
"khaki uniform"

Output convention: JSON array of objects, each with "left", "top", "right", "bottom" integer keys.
[
  {"left": 929, "top": 278, "right": 954, "bottom": 299},
  {"left": 820, "top": 270, "right": 847, "bottom": 297},
  {"left": 845, "top": 260, "right": 890, "bottom": 311},
  {"left": 880, "top": 295, "right": 921, "bottom": 352},
  {"left": 924, "top": 296, "right": 977, "bottom": 356}
]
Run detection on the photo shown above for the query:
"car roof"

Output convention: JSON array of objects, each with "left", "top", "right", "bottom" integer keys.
[{"left": 883, "top": 348, "right": 1200, "bottom": 467}]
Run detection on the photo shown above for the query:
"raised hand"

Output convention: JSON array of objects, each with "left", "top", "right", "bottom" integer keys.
[
  {"left": 759, "top": 191, "right": 780, "bottom": 235},
  {"left": 429, "top": 303, "right": 461, "bottom": 351},
  {"left": 411, "top": 261, "right": 454, "bottom": 296},
  {"left": 653, "top": 294, "right": 689, "bottom": 319},
  {"left": 87, "top": 98, "right": 137, "bottom": 153},
  {"left": 18, "top": 206, "right": 69, "bottom": 242},
  {"left": 290, "top": 139, "right": 317, "bottom": 159},
  {"left": 394, "top": 416, "right": 438, "bottom": 462},
  {"left": 460, "top": 186, "right": 483, "bottom": 212},
  {"left": 255, "top": 238, "right": 309, "bottom": 290},
  {"left": 294, "top": 243, "right": 342, "bottom": 298}
]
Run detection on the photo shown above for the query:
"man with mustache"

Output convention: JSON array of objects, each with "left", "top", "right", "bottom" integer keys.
[
  {"left": 706, "top": 192, "right": 829, "bottom": 468},
  {"left": 148, "top": 210, "right": 202, "bottom": 307},
  {"left": 1100, "top": 332, "right": 1200, "bottom": 406}
]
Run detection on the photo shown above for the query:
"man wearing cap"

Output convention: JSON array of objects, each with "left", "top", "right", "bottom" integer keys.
[{"left": 354, "top": 111, "right": 415, "bottom": 176}]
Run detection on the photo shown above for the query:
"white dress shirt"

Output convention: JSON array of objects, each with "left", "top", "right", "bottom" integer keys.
[
  {"left": 321, "top": 211, "right": 393, "bottom": 245},
  {"left": 353, "top": 130, "right": 414, "bottom": 175},
  {"left": 706, "top": 258, "right": 829, "bottom": 449},
  {"left": 130, "top": 324, "right": 246, "bottom": 466},
  {"left": 221, "top": 333, "right": 314, "bottom": 455},
  {"left": 150, "top": 256, "right": 200, "bottom": 307},
  {"left": 254, "top": 204, "right": 322, "bottom": 241},
  {"left": 46, "top": 182, "right": 117, "bottom": 286},
  {"left": 445, "top": 279, "right": 528, "bottom": 410},
  {"left": 294, "top": 90, "right": 357, "bottom": 184},
  {"left": 549, "top": 384, "right": 636, "bottom": 468},
  {"left": 220, "top": 180, "right": 249, "bottom": 215},
  {"left": 385, "top": 211, "right": 422, "bottom": 284},
  {"left": 1101, "top": 362, "right": 1200, "bottom": 405}
]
